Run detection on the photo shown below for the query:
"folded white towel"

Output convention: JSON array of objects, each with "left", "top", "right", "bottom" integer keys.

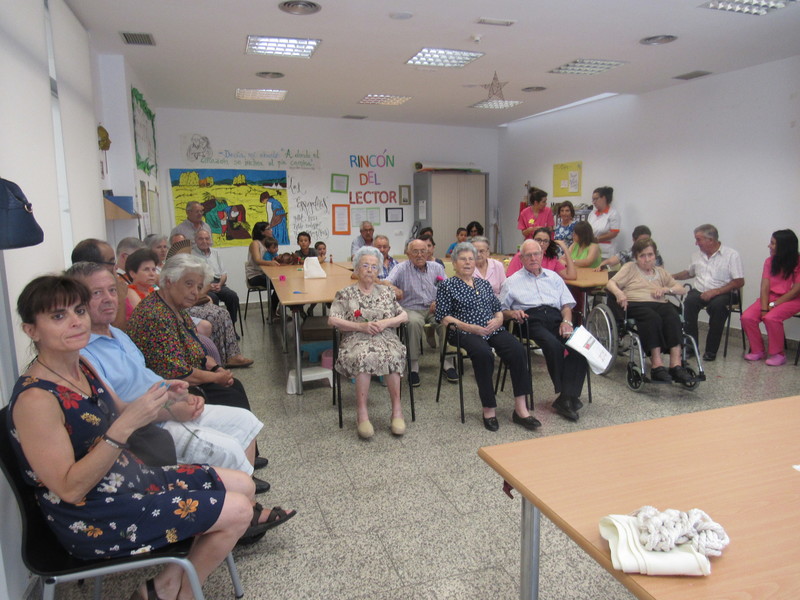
[
  {"left": 303, "top": 257, "right": 326, "bottom": 279},
  {"left": 599, "top": 515, "right": 711, "bottom": 576}
]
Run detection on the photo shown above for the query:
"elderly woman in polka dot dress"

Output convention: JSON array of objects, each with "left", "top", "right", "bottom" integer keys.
[{"left": 434, "top": 242, "right": 538, "bottom": 433}]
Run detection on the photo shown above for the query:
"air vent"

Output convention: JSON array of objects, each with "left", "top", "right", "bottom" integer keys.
[
  {"left": 342, "top": 115, "right": 367, "bottom": 120},
  {"left": 120, "top": 32, "right": 155, "bottom": 46},
  {"left": 674, "top": 70, "right": 712, "bottom": 80},
  {"left": 279, "top": 1, "right": 321, "bottom": 15}
]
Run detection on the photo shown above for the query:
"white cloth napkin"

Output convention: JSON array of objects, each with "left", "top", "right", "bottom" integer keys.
[
  {"left": 599, "top": 514, "right": 711, "bottom": 576},
  {"left": 303, "top": 257, "right": 326, "bottom": 279}
]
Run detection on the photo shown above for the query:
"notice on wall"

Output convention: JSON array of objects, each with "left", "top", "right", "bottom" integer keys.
[
  {"left": 290, "top": 176, "right": 331, "bottom": 242},
  {"left": 553, "top": 161, "right": 582, "bottom": 197}
]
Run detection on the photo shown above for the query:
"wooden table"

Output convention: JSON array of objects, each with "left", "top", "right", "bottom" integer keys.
[
  {"left": 261, "top": 262, "right": 354, "bottom": 393},
  {"left": 478, "top": 396, "right": 800, "bottom": 600}
]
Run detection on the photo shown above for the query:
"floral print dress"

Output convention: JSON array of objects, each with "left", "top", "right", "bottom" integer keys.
[
  {"left": 6, "top": 361, "right": 225, "bottom": 560},
  {"left": 329, "top": 284, "right": 407, "bottom": 378}
]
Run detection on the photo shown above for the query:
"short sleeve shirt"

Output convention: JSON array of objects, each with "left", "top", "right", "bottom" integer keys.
[
  {"left": 434, "top": 277, "right": 502, "bottom": 339},
  {"left": 686, "top": 245, "right": 744, "bottom": 292}
]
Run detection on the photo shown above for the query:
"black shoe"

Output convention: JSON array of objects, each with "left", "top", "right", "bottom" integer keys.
[
  {"left": 409, "top": 371, "right": 421, "bottom": 387},
  {"left": 552, "top": 396, "right": 579, "bottom": 422},
  {"left": 254, "top": 456, "right": 269, "bottom": 470},
  {"left": 444, "top": 367, "right": 459, "bottom": 383},
  {"left": 669, "top": 365, "right": 694, "bottom": 385},
  {"left": 650, "top": 366, "right": 672, "bottom": 383},
  {"left": 702, "top": 351, "right": 716, "bottom": 362},
  {"left": 570, "top": 396, "right": 584, "bottom": 411},
  {"left": 512, "top": 411, "right": 542, "bottom": 430},
  {"left": 483, "top": 416, "right": 499, "bottom": 432},
  {"left": 253, "top": 476, "right": 271, "bottom": 494}
]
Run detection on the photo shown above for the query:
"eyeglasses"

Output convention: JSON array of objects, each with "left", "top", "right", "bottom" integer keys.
[
  {"left": 359, "top": 264, "right": 379, "bottom": 271},
  {"left": 521, "top": 253, "right": 543, "bottom": 259},
  {"left": 409, "top": 250, "right": 427, "bottom": 256},
  {"left": 533, "top": 238, "right": 550, "bottom": 245}
]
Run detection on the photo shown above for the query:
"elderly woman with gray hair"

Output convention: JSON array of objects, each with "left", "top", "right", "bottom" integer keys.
[
  {"left": 127, "top": 254, "right": 253, "bottom": 413},
  {"left": 435, "top": 242, "right": 538, "bottom": 432},
  {"left": 328, "top": 246, "right": 409, "bottom": 439},
  {"left": 470, "top": 235, "right": 506, "bottom": 295}
]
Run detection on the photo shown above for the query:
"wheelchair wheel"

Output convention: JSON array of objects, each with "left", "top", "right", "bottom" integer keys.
[
  {"left": 586, "top": 303, "right": 618, "bottom": 375},
  {"left": 680, "top": 367, "right": 701, "bottom": 391},
  {"left": 626, "top": 362, "right": 645, "bottom": 392}
]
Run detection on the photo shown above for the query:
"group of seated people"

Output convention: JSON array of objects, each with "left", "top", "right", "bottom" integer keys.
[
  {"left": 8, "top": 235, "right": 299, "bottom": 599},
  {"left": 332, "top": 214, "right": 800, "bottom": 439}
]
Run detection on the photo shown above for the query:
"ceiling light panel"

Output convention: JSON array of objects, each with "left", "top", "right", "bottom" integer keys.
[
  {"left": 359, "top": 94, "right": 411, "bottom": 106},
  {"left": 699, "top": 0, "right": 797, "bottom": 15},
  {"left": 550, "top": 59, "right": 626, "bottom": 75},
  {"left": 246, "top": 36, "right": 320, "bottom": 58},
  {"left": 476, "top": 17, "right": 516, "bottom": 26},
  {"left": 471, "top": 99, "right": 522, "bottom": 109},
  {"left": 406, "top": 48, "right": 484, "bottom": 68},
  {"left": 235, "top": 88, "right": 287, "bottom": 101}
]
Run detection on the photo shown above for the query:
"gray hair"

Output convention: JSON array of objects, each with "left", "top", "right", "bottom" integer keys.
[
  {"left": 360, "top": 221, "right": 374, "bottom": 231},
  {"left": 186, "top": 201, "right": 202, "bottom": 212},
  {"left": 452, "top": 241, "right": 477, "bottom": 260},
  {"left": 160, "top": 253, "right": 214, "bottom": 287},
  {"left": 116, "top": 237, "right": 145, "bottom": 256},
  {"left": 693, "top": 224, "right": 719, "bottom": 241},
  {"left": 373, "top": 234, "right": 390, "bottom": 245},
  {"left": 195, "top": 229, "right": 212, "bottom": 241},
  {"left": 64, "top": 261, "right": 108, "bottom": 280},
  {"left": 469, "top": 235, "right": 490, "bottom": 248},
  {"left": 354, "top": 246, "right": 382, "bottom": 268},
  {"left": 144, "top": 233, "right": 167, "bottom": 249}
]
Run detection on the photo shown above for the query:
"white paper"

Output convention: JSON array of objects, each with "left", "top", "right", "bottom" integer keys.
[
  {"left": 303, "top": 257, "right": 327, "bottom": 279},
  {"left": 565, "top": 325, "right": 612, "bottom": 375},
  {"left": 418, "top": 200, "right": 427, "bottom": 220}
]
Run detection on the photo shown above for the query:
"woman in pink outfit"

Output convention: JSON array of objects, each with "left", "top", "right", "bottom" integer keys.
[
  {"left": 741, "top": 229, "right": 800, "bottom": 366},
  {"left": 517, "top": 188, "right": 554, "bottom": 240}
]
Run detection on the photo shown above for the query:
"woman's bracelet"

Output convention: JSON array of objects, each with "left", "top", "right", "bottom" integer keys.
[
  {"left": 102, "top": 433, "right": 129, "bottom": 450},
  {"left": 209, "top": 364, "right": 221, "bottom": 372}
]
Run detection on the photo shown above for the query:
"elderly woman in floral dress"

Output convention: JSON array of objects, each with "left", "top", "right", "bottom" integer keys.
[{"left": 328, "top": 247, "right": 409, "bottom": 439}]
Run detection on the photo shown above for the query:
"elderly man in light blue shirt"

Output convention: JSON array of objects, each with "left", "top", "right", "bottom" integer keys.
[
  {"left": 66, "top": 262, "right": 271, "bottom": 493},
  {"left": 385, "top": 238, "right": 455, "bottom": 385},
  {"left": 500, "top": 239, "right": 588, "bottom": 422}
]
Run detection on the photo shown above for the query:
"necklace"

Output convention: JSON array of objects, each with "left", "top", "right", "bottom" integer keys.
[
  {"left": 36, "top": 357, "right": 92, "bottom": 398},
  {"left": 636, "top": 265, "right": 659, "bottom": 282}
]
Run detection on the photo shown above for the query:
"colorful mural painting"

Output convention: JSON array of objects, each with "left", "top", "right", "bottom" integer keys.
[{"left": 170, "top": 168, "right": 288, "bottom": 248}]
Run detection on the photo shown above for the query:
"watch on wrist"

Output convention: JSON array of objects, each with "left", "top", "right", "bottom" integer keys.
[
  {"left": 768, "top": 301, "right": 775, "bottom": 309},
  {"left": 562, "top": 320, "right": 573, "bottom": 326}
]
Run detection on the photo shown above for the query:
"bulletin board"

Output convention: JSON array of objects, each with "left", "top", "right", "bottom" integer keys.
[{"left": 552, "top": 161, "right": 582, "bottom": 197}]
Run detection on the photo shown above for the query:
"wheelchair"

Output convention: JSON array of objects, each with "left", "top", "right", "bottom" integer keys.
[{"left": 585, "top": 292, "right": 706, "bottom": 392}]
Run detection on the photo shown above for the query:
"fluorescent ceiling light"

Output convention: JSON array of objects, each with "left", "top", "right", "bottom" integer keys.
[
  {"left": 407, "top": 48, "right": 484, "bottom": 68},
  {"left": 550, "top": 59, "right": 625, "bottom": 75},
  {"left": 246, "top": 36, "right": 320, "bottom": 58},
  {"left": 509, "top": 93, "right": 618, "bottom": 123},
  {"left": 471, "top": 99, "right": 522, "bottom": 109},
  {"left": 359, "top": 94, "right": 411, "bottom": 106},
  {"left": 235, "top": 88, "right": 287, "bottom": 101},
  {"left": 699, "top": 0, "right": 797, "bottom": 15}
]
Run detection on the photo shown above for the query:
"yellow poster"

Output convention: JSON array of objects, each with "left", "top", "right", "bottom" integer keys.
[{"left": 552, "top": 161, "right": 582, "bottom": 197}]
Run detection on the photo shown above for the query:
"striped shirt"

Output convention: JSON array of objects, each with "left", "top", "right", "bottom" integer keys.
[{"left": 385, "top": 260, "right": 446, "bottom": 311}]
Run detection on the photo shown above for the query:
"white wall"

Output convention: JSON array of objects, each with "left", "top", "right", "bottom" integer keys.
[
  {"left": 498, "top": 55, "right": 800, "bottom": 337},
  {"left": 155, "top": 109, "right": 500, "bottom": 293}
]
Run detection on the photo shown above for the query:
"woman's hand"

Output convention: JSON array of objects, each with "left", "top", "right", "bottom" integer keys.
[
  {"left": 616, "top": 292, "right": 628, "bottom": 310},
  {"left": 213, "top": 368, "right": 234, "bottom": 387},
  {"left": 554, "top": 239, "right": 568, "bottom": 253},
  {"left": 485, "top": 314, "right": 504, "bottom": 334},
  {"left": 651, "top": 287, "right": 667, "bottom": 300},
  {"left": 112, "top": 381, "right": 170, "bottom": 438}
]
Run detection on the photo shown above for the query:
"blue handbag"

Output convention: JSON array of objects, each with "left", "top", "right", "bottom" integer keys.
[{"left": 0, "top": 177, "right": 44, "bottom": 250}]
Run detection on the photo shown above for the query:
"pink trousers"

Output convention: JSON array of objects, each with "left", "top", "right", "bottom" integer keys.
[{"left": 741, "top": 295, "right": 800, "bottom": 356}]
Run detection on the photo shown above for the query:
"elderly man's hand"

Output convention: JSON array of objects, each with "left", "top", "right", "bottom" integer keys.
[
  {"left": 559, "top": 320, "right": 574, "bottom": 338},
  {"left": 699, "top": 289, "right": 717, "bottom": 302}
]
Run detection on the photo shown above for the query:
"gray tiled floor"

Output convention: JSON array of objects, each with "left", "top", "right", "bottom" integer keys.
[{"left": 56, "top": 314, "right": 798, "bottom": 599}]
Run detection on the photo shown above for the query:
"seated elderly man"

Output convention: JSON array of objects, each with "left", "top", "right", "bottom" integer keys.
[
  {"left": 66, "top": 261, "right": 270, "bottom": 493},
  {"left": 672, "top": 224, "right": 744, "bottom": 361},
  {"left": 350, "top": 220, "right": 375, "bottom": 259},
  {"left": 114, "top": 237, "right": 146, "bottom": 284},
  {"left": 500, "top": 240, "right": 588, "bottom": 422},
  {"left": 374, "top": 234, "right": 399, "bottom": 278},
  {"left": 385, "top": 238, "right": 454, "bottom": 386},
  {"left": 193, "top": 229, "right": 240, "bottom": 325},
  {"left": 171, "top": 200, "right": 212, "bottom": 246}
]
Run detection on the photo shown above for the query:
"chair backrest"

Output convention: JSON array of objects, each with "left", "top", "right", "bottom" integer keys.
[{"left": 0, "top": 405, "right": 81, "bottom": 576}]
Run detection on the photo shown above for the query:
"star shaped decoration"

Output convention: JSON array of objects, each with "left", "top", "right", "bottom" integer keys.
[{"left": 481, "top": 72, "right": 508, "bottom": 101}]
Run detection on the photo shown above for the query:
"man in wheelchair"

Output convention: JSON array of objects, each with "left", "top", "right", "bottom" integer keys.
[
  {"left": 604, "top": 238, "right": 695, "bottom": 385},
  {"left": 500, "top": 240, "right": 588, "bottom": 422}
]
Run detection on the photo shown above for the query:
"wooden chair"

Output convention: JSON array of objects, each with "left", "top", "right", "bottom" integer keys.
[
  {"left": 332, "top": 323, "right": 415, "bottom": 428},
  {"left": 0, "top": 406, "right": 244, "bottom": 600}
]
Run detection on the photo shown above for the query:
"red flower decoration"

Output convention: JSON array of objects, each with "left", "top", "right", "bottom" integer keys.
[
  {"left": 146, "top": 483, "right": 162, "bottom": 493},
  {"left": 56, "top": 386, "right": 80, "bottom": 410},
  {"left": 177, "top": 465, "right": 200, "bottom": 474},
  {"left": 354, "top": 309, "right": 362, "bottom": 319},
  {"left": 436, "top": 276, "right": 444, "bottom": 282}
]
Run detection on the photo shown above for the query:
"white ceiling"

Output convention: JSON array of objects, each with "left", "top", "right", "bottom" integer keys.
[{"left": 64, "top": 0, "right": 800, "bottom": 129}]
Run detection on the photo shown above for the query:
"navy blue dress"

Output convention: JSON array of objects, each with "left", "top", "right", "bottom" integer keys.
[{"left": 6, "top": 361, "right": 225, "bottom": 560}]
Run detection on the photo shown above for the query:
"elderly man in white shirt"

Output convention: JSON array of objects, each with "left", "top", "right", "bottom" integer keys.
[
  {"left": 672, "top": 224, "right": 744, "bottom": 361},
  {"left": 193, "top": 229, "right": 240, "bottom": 325},
  {"left": 500, "top": 239, "right": 588, "bottom": 423}
]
